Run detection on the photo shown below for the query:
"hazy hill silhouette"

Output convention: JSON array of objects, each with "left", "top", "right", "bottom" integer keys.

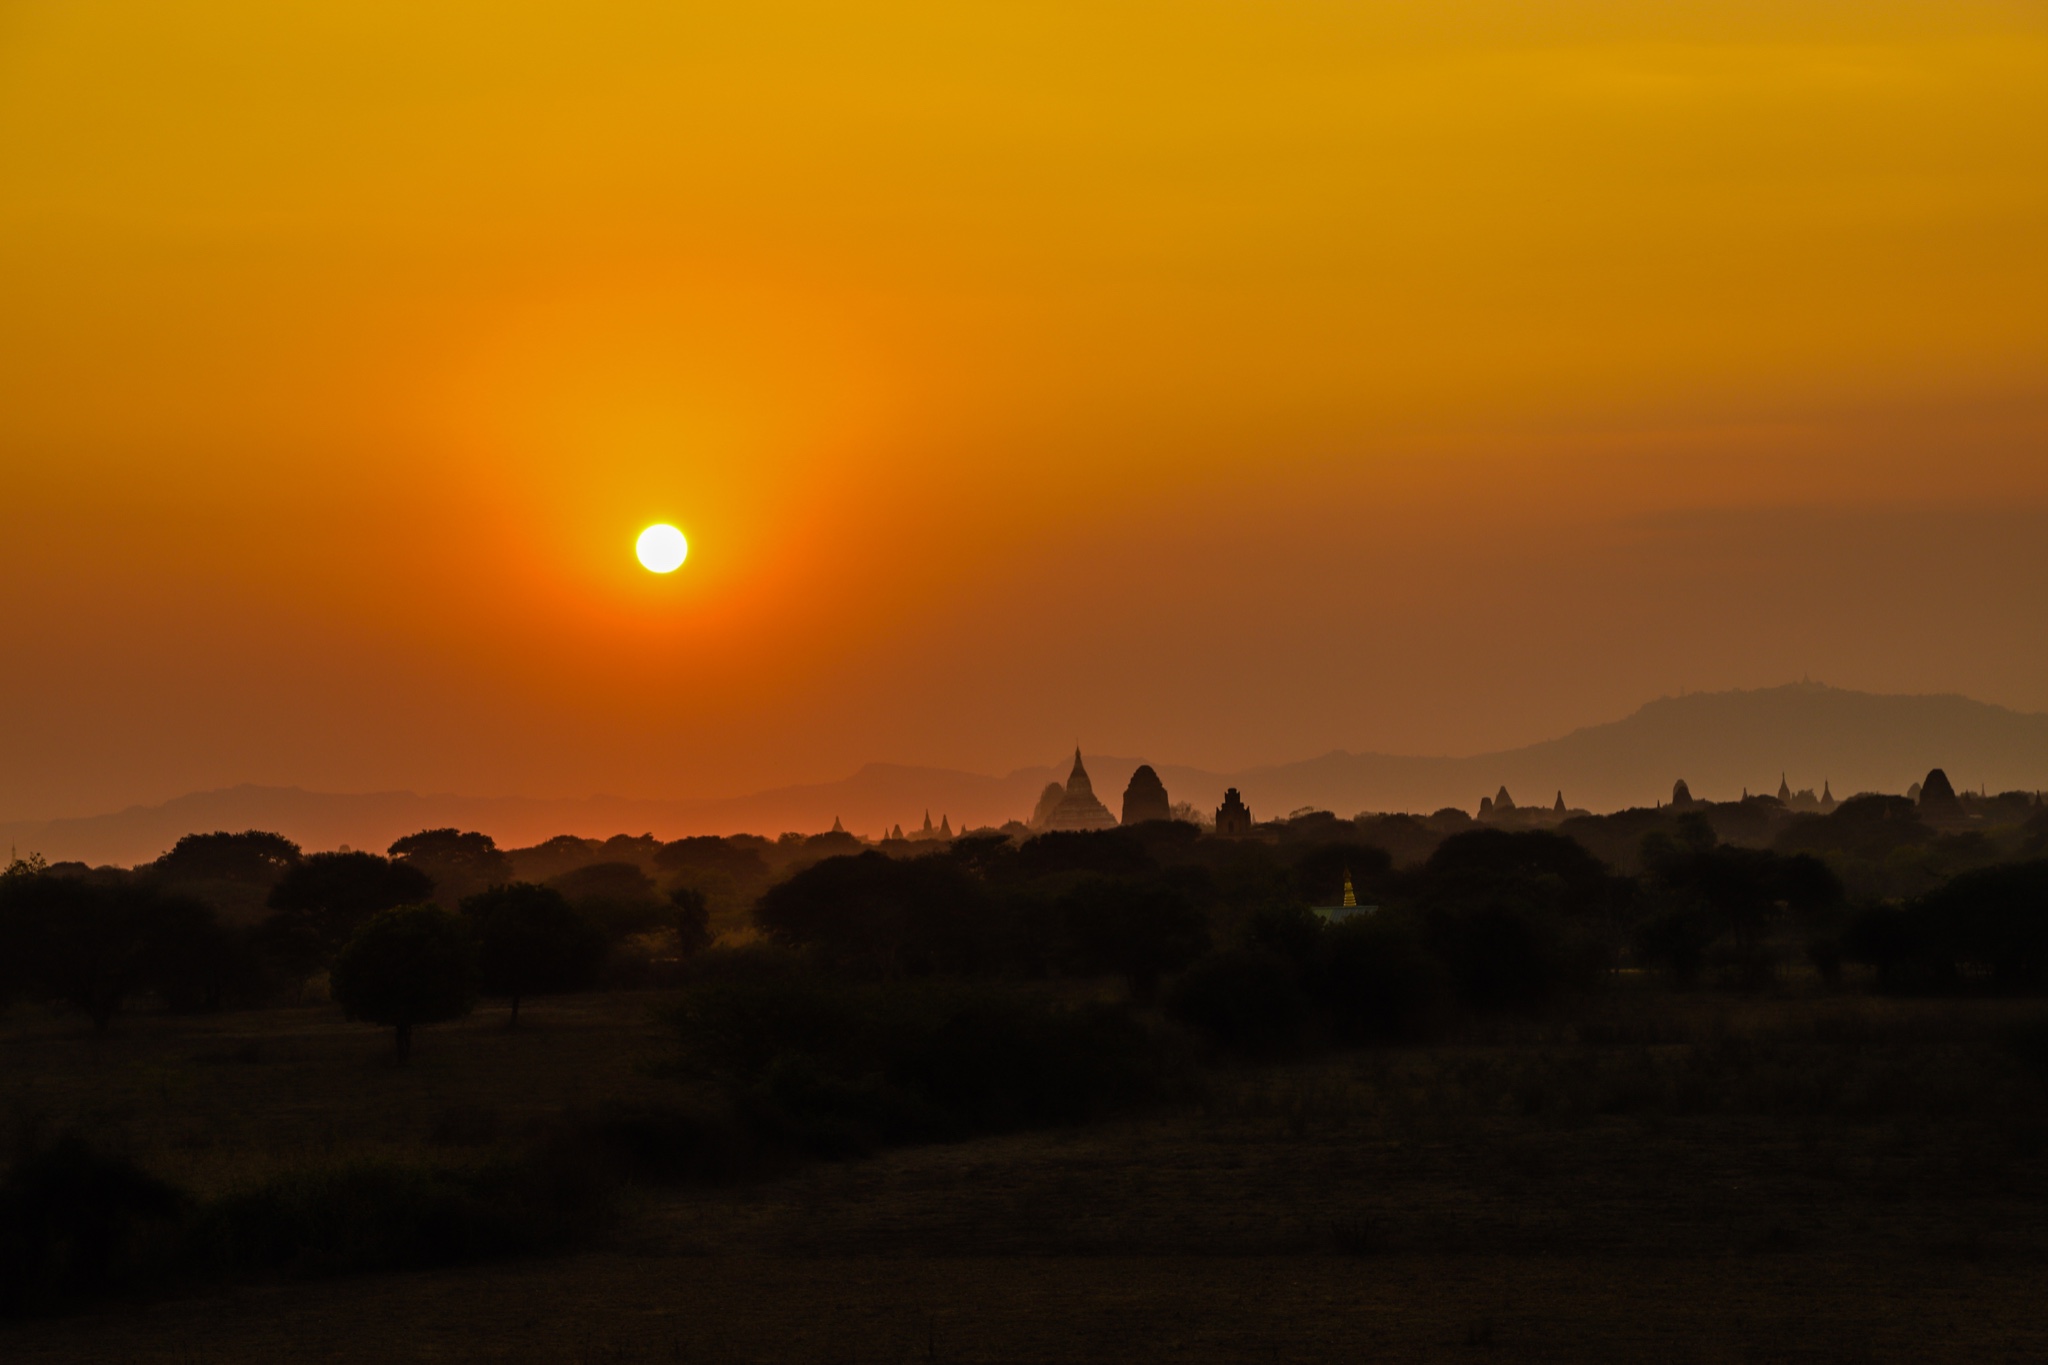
[
  {"left": 7, "top": 684, "right": 2044, "bottom": 866},
  {"left": 1197, "top": 683, "right": 2048, "bottom": 821}
]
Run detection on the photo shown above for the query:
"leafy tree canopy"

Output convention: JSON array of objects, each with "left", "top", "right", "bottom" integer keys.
[
  {"left": 388, "top": 829, "right": 512, "bottom": 905},
  {"left": 150, "top": 830, "right": 301, "bottom": 886},
  {"left": 264, "top": 852, "right": 434, "bottom": 973},
  {"left": 754, "top": 852, "right": 989, "bottom": 976},
  {"left": 330, "top": 905, "right": 476, "bottom": 1057},
  {"left": 460, "top": 883, "right": 605, "bottom": 1022}
]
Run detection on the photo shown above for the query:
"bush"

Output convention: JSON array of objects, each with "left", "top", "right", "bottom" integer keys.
[
  {"left": 754, "top": 852, "right": 991, "bottom": 976},
  {"left": 1635, "top": 903, "right": 1721, "bottom": 987},
  {"left": 152, "top": 920, "right": 272, "bottom": 1014},
  {"left": 1313, "top": 917, "right": 1447, "bottom": 1043},
  {"left": 0, "top": 1136, "right": 615, "bottom": 1316},
  {"left": 557, "top": 1102, "right": 753, "bottom": 1185},
  {"left": 1423, "top": 898, "right": 1584, "bottom": 1013},
  {"left": 1844, "top": 861, "right": 2048, "bottom": 994},
  {"left": 1060, "top": 876, "right": 1210, "bottom": 1001},
  {"left": 1166, "top": 950, "right": 1312, "bottom": 1058},
  {"left": 0, "top": 1134, "right": 185, "bottom": 1317},
  {"left": 195, "top": 1156, "right": 605, "bottom": 1279},
  {"left": 669, "top": 972, "right": 1160, "bottom": 1154}
]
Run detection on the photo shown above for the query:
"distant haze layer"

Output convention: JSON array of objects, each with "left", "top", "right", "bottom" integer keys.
[{"left": 8, "top": 684, "right": 2045, "bottom": 868}]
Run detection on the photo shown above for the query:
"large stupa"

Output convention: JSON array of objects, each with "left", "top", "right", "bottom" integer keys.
[
  {"left": 1042, "top": 749, "right": 1119, "bottom": 831},
  {"left": 1120, "top": 764, "right": 1171, "bottom": 825}
]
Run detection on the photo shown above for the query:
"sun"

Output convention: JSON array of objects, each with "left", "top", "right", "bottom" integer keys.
[{"left": 635, "top": 523, "right": 688, "bottom": 573}]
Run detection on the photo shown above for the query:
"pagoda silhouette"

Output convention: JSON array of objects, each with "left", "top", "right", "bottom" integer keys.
[{"left": 1041, "top": 749, "right": 1118, "bottom": 831}]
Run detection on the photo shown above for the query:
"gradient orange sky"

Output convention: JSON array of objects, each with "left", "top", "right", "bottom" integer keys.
[{"left": 4, "top": 1, "right": 2046, "bottom": 820}]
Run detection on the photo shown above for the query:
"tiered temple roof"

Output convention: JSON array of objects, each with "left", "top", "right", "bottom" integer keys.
[{"left": 1044, "top": 749, "right": 1118, "bottom": 831}]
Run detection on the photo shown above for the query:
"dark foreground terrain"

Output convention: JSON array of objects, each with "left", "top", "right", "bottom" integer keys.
[{"left": 5, "top": 989, "right": 2047, "bottom": 1363}]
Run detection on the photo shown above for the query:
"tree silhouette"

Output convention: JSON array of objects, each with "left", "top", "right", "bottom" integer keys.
[
  {"left": 0, "top": 874, "right": 223, "bottom": 1033},
  {"left": 668, "top": 886, "right": 713, "bottom": 958},
  {"left": 754, "top": 852, "right": 989, "bottom": 975},
  {"left": 263, "top": 852, "right": 433, "bottom": 981},
  {"left": 1060, "top": 877, "right": 1209, "bottom": 1002},
  {"left": 1638, "top": 824, "right": 1842, "bottom": 988},
  {"left": 460, "top": 883, "right": 605, "bottom": 1025},
  {"left": 389, "top": 829, "right": 512, "bottom": 908},
  {"left": 547, "top": 862, "right": 665, "bottom": 936},
  {"left": 329, "top": 905, "right": 475, "bottom": 1059},
  {"left": 150, "top": 830, "right": 301, "bottom": 886}
]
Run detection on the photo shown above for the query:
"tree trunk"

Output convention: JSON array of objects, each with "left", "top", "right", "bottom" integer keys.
[{"left": 395, "top": 1019, "right": 413, "bottom": 1061}]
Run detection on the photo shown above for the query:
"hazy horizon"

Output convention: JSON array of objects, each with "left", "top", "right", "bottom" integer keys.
[
  {"left": 11, "top": 680, "right": 2046, "bottom": 866},
  {"left": 8, "top": 674, "right": 2048, "bottom": 825}
]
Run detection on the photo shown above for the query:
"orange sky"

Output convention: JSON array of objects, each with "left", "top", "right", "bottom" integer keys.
[{"left": 3, "top": 1, "right": 2046, "bottom": 820}]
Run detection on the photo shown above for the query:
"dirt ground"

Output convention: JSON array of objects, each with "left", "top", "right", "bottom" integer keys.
[{"left": 5, "top": 992, "right": 2046, "bottom": 1362}]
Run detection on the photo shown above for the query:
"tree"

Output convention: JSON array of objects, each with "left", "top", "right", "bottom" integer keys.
[
  {"left": 329, "top": 905, "right": 475, "bottom": 1059},
  {"left": 0, "top": 854, "right": 47, "bottom": 1008},
  {"left": 1413, "top": 828, "right": 1627, "bottom": 1005},
  {"left": 0, "top": 873, "right": 224, "bottom": 1033},
  {"left": 1060, "top": 877, "right": 1209, "bottom": 1002},
  {"left": 1313, "top": 916, "right": 1446, "bottom": 1043},
  {"left": 388, "top": 829, "right": 512, "bottom": 908},
  {"left": 755, "top": 852, "right": 991, "bottom": 975},
  {"left": 1014, "top": 830, "right": 1156, "bottom": 881},
  {"left": 1930, "top": 860, "right": 2048, "bottom": 991},
  {"left": 1423, "top": 827, "right": 1615, "bottom": 912},
  {"left": 1845, "top": 860, "right": 2048, "bottom": 995},
  {"left": 460, "top": 883, "right": 605, "bottom": 1024},
  {"left": 654, "top": 836, "right": 770, "bottom": 885},
  {"left": 149, "top": 830, "right": 303, "bottom": 926},
  {"left": 263, "top": 852, "right": 434, "bottom": 981},
  {"left": 150, "top": 831, "right": 301, "bottom": 886},
  {"left": 1165, "top": 949, "right": 1310, "bottom": 1057},
  {"left": 1637, "top": 828, "right": 1844, "bottom": 989},
  {"left": 546, "top": 862, "right": 665, "bottom": 936},
  {"left": 668, "top": 886, "right": 713, "bottom": 958}
]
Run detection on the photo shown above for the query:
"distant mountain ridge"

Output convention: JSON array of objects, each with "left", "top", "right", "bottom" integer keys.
[
  {"left": 1204, "top": 683, "right": 2048, "bottom": 822},
  {"left": 6, "top": 684, "right": 2045, "bottom": 867}
]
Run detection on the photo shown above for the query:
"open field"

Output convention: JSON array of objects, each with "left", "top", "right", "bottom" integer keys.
[{"left": 6, "top": 990, "right": 2048, "bottom": 1362}]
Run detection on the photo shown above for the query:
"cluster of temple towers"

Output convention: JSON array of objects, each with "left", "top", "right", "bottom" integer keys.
[
  {"left": 1029, "top": 750, "right": 1260, "bottom": 836},
  {"left": 860, "top": 750, "right": 1963, "bottom": 846},
  {"left": 1032, "top": 748, "right": 1171, "bottom": 830}
]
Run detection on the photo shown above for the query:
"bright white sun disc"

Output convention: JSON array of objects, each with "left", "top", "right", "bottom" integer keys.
[{"left": 636, "top": 524, "right": 688, "bottom": 573}]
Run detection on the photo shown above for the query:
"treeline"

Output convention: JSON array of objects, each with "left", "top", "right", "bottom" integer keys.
[
  {"left": 4, "top": 775, "right": 2046, "bottom": 1039},
  {"left": 0, "top": 828, "right": 737, "bottom": 1040}
]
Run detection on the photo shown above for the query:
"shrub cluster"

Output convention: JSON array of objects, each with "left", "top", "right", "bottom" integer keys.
[
  {"left": 667, "top": 955, "right": 1164, "bottom": 1155},
  {"left": 0, "top": 1132, "right": 611, "bottom": 1319},
  {"left": 1842, "top": 860, "right": 2048, "bottom": 994}
]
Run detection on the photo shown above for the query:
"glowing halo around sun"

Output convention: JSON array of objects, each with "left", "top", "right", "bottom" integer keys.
[{"left": 635, "top": 524, "right": 688, "bottom": 573}]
